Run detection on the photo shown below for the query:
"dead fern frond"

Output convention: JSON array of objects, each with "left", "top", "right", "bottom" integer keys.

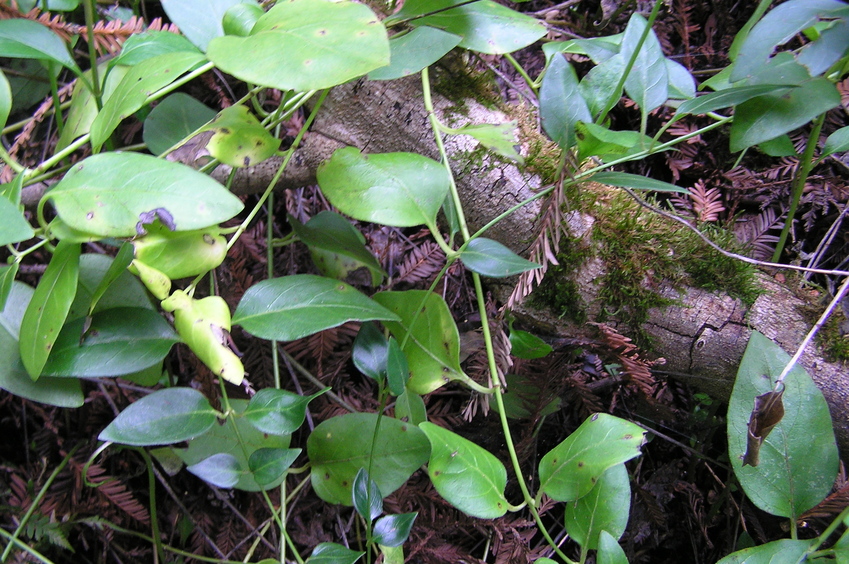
[
  {"left": 590, "top": 323, "right": 661, "bottom": 396},
  {"left": 689, "top": 180, "right": 725, "bottom": 222},
  {"left": 734, "top": 207, "right": 784, "bottom": 260},
  {"left": 395, "top": 239, "right": 444, "bottom": 286},
  {"left": 84, "top": 464, "right": 151, "bottom": 525}
]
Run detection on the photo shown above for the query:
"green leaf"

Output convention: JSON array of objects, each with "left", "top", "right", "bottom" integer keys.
[
  {"left": 419, "top": 422, "right": 508, "bottom": 519},
  {"left": 386, "top": 338, "right": 409, "bottom": 397},
  {"left": 394, "top": 0, "right": 546, "bottom": 55},
  {"left": 90, "top": 51, "right": 206, "bottom": 150},
  {"left": 42, "top": 307, "right": 178, "bottom": 377},
  {"left": 248, "top": 447, "right": 301, "bottom": 486},
  {"left": 730, "top": 0, "right": 849, "bottom": 83},
  {"left": 0, "top": 19, "right": 79, "bottom": 72},
  {"left": 353, "top": 322, "right": 388, "bottom": 382},
  {"left": 99, "top": 387, "right": 218, "bottom": 446},
  {"left": 143, "top": 92, "right": 216, "bottom": 156},
  {"left": 510, "top": 329, "right": 553, "bottom": 361},
  {"left": 459, "top": 238, "right": 539, "bottom": 278},
  {"left": 353, "top": 468, "right": 383, "bottom": 522},
  {"left": 796, "top": 17, "right": 849, "bottom": 76},
  {"left": 19, "top": 241, "right": 80, "bottom": 380},
  {"left": 243, "top": 388, "right": 327, "bottom": 435},
  {"left": 758, "top": 134, "right": 797, "bottom": 157},
  {"left": 579, "top": 54, "right": 625, "bottom": 119},
  {"left": 308, "top": 413, "right": 430, "bottom": 505},
  {"left": 187, "top": 453, "right": 241, "bottom": 488},
  {"left": 620, "top": 14, "right": 668, "bottom": 115},
  {"left": 0, "top": 263, "right": 18, "bottom": 312},
  {"left": 730, "top": 78, "right": 840, "bottom": 152},
  {"left": 68, "top": 254, "right": 154, "bottom": 321},
  {"left": 290, "top": 211, "right": 385, "bottom": 286},
  {"left": 47, "top": 152, "right": 244, "bottom": 238},
  {"left": 538, "top": 413, "right": 646, "bottom": 502},
  {"left": 175, "top": 398, "right": 291, "bottom": 491},
  {"left": 306, "top": 543, "right": 364, "bottom": 564},
  {"left": 675, "top": 85, "right": 790, "bottom": 116},
  {"left": 161, "top": 0, "right": 247, "bottom": 51},
  {"left": 200, "top": 105, "right": 280, "bottom": 167},
  {"left": 56, "top": 63, "right": 128, "bottom": 153},
  {"left": 591, "top": 171, "right": 687, "bottom": 193},
  {"left": 111, "top": 31, "right": 201, "bottom": 67},
  {"left": 446, "top": 121, "right": 524, "bottom": 164},
  {"left": 132, "top": 223, "right": 228, "bottom": 280},
  {"left": 666, "top": 58, "right": 695, "bottom": 100},
  {"left": 0, "top": 282, "right": 83, "bottom": 408},
  {"left": 372, "top": 513, "right": 417, "bottom": 547},
  {"left": 86, "top": 243, "right": 135, "bottom": 316},
  {"left": 317, "top": 147, "right": 450, "bottom": 231},
  {"left": 0, "top": 169, "right": 23, "bottom": 205},
  {"left": 822, "top": 125, "right": 849, "bottom": 158},
  {"left": 715, "top": 539, "right": 813, "bottom": 564},
  {"left": 207, "top": 0, "right": 389, "bottom": 92},
  {"left": 233, "top": 275, "right": 399, "bottom": 341},
  {"left": 369, "top": 26, "right": 461, "bottom": 80},
  {"left": 395, "top": 390, "right": 427, "bottom": 425},
  {"left": 0, "top": 69, "right": 11, "bottom": 130},
  {"left": 728, "top": 332, "right": 838, "bottom": 519},
  {"left": 222, "top": 2, "right": 265, "bottom": 37},
  {"left": 540, "top": 55, "right": 591, "bottom": 150},
  {"left": 372, "top": 291, "right": 466, "bottom": 395},
  {"left": 575, "top": 122, "right": 654, "bottom": 162},
  {"left": 0, "top": 196, "right": 34, "bottom": 246},
  {"left": 597, "top": 531, "right": 629, "bottom": 564},
  {"left": 564, "top": 464, "right": 630, "bottom": 550},
  {"left": 834, "top": 528, "right": 849, "bottom": 564}
]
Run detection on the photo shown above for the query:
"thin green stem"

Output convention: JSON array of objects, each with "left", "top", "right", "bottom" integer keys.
[
  {"left": 771, "top": 113, "right": 826, "bottom": 262},
  {"left": 0, "top": 145, "right": 24, "bottom": 174},
  {"left": 1, "top": 443, "right": 82, "bottom": 563},
  {"left": 137, "top": 449, "right": 166, "bottom": 564},
  {"left": 0, "top": 528, "right": 55, "bottom": 564},
  {"left": 47, "top": 71, "right": 65, "bottom": 139},
  {"left": 83, "top": 0, "right": 103, "bottom": 110},
  {"left": 504, "top": 53, "right": 538, "bottom": 92}
]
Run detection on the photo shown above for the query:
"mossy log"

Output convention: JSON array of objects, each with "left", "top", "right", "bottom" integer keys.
[{"left": 181, "top": 71, "right": 849, "bottom": 457}]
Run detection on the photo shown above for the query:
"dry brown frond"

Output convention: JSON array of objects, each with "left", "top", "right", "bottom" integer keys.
[{"left": 689, "top": 180, "right": 725, "bottom": 222}]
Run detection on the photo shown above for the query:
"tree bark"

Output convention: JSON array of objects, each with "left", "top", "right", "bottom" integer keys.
[{"left": 190, "top": 71, "right": 849, "bottom": 457}]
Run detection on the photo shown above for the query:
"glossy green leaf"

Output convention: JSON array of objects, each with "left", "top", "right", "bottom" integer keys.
[
  {"left": 544, "top": 35, "right": 623, "bottom": 63},
  {"left": 666, "top": 58, "right": 696, "bottom": 100},
  {"left": 208, "top": 0, "right": 389, "bottom": 91},
  {"left": 353, "top": 468, "right": 383, "bottom": 522},
  {"left": 248, "top": 447, "right": 301, "bottom": 486},
  {"left": 620, "top": 14, "right": 668, "bottom": 115},
  {"left": 597, "top": 531, "right": 629, "bottom": 564},
  {"left": 459, "top": 238, "right": 539, "bottom": 278},
  {"left": 132, "top": 222, "right": 228, "bottom": 280},
  {"left": 56, "top": 64, "right": 128, "bottom": 153},
  {"left": 317, "top": 147, "right": 450, "bottom": 231},
  {"left": 564, "top": 463, "right": 630, "bottom": 549},
  {"left": 742, "top": 52, "right": 812, "bottom": 87},
  {"left": 233, "top": 275, "right": 399, "bottom": 341},
  {"left": 728, "top": 332, "right": 838, "bottom": 519},
  {"left": 112, "top": 31, "right": 201, "bottom": 67},
  {"left": 797, "top": 17, "right": 849, "bottom": 76},
  {"left": 0, "top": 169, "right": 23, "bottom": 205},
  {"left": 0, "top": 196, "right": 34, "bottom": 246},
  {"left": 591, "top": 171, "right": 687, "bottom": 193},
  {"left": 0, "top": 263, "right": 18, "bottom": 312},
  {"left": 290, "top": 211, "right": 385, "bottom": 286},
  {"left": 306, "top": 542, "right": 364, "bottom": 564},
  {"left": 579, "top": 53, "right": 625, "bottom": 119},
  {"left": 200, "top": 105, "right": 279, "bottom": 167},
  {"left": 538, "top": 413, "right": 646, "bottom": 502},
  {"left": 394, "top": 0, "right": 545, "bottom": 55},
  {"left": 730, "top": 0, "right": 849, "bottom": 83},
  {"left": 68, "top": 254, "right": 154, "bottom": 321},
  {"left": 575, "top": 122, "right": 651, "bottom": 162},
  {"left": 373, "top": 513, "right": 417, "bottom": 547},
  {"left": 823, "top": 126, "right": 849, "bottom": 158},
  {"left": 87, "top": 243, "right": 134, "bottom": 316},
  {"left": 99, "top": 387, "right": 218, "bottom": 446},
  {"left": 47, "top": 152, "right": 244, "bottom": 238},
  {"left": 369, "top": 26, "right": 461, "bottom": 80},
  {"left": 395, "top": 390, "right": 427, "bottom": 425},
  {"left": 161, "top": 0, "right": 245, "bottom": 51},
  {"left": 509, "top": 328, "right": 552, "bottom": 360},
  {"left": 540, "top": 55, "right": 591, "bottom": 150},
  {"left": 41, "top": 308, "right": 178, "bottom": 378},
  {"left": 243, "top": 388, "right": 326, "bottom": 435},
  {"left": 0, "top": 19, "right": 79, "bottom": 72},
  {"left": 372, "top": 291, "right": 466, "bottom": 395},
  {"left": 91, "top": 51, "right": 206, "bottom": 150},
  {"left": 308, "top": 413, "right": 430, "bottom": 505},
  {"left": 353, "top": 322, "right": 388, "bottom": 382},
  {"left": 386, "top": 338, "right": 409, "bottom": 397},
  {"left": 0, "top": 69, "right": 11, "bottom": 130},
  {"left": 187, "top": 453, "right": 241, "bottom": 488},
  {"left": 419, "top": 422, "right": 508, "bottom": 519},
  {"left": 758, "top": 134, "right": 798, "bottom": 157},
  {"left": 730, "top": 79, "right": 840, "bottom": 152},
  {"left": 222, "top": 2, "right": 265, "bottom": 37},
  {"left": 19, "top": 241, "right": 80, "bottom": 380},
  {"left": 143, "top": 92, "right": 216, "bottom": 156},
  {"left": 0, "top": 282, "right": 83, "bottom": 408},
  {"left": 716, "top": 539, "right": 813, "bottom": 564},
  {"left": 834, "top": 528, "right": 849, "bottom": 564},
  {"left": 175, "top": 399, "right": 290, "bottom": 491},
  {"left": 675, "top": 85, "right": 789, "bottom": 116}
]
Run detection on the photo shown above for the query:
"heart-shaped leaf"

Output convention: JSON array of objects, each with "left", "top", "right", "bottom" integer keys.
[
  {"left": 243, "top": 388, "right": 327, "bottom": 435},
  {"left": 99, "top": 387, "right": 218, "bottom": 446},
  {"left": 538, "top": 413, "right": 645, "bottom": 502},
  {"left": 308, "top": 413, "right": 430, "bottom": 505},
  {"left": 233, "top": 275, "right": 399, "bottom": 341},
  {"left": 207, "top": 0, "right": 389, "bottom": 91},
  {"left": 317, "top": 147, "right": 450, "bottom": 231},
  {"left": 419, "top": 422, "right": 508, "bottom": 519},
  {"left": 372, "top": 513, "right": 417, "bottom": 547},
  {"left": 353, "top": 322, "right": 388, "bottom": 382},
  {"left": 47, "top": 152, "right": 244, "bottom": 238},
  {"left": 459, "top": 238, "right": 539, "bottom": 278},
  {"left": 564, "top": 463, "right": 631, "bottom": 550},
  {"left": 509, "top": 328, "right": 552, "bottom": 360}
]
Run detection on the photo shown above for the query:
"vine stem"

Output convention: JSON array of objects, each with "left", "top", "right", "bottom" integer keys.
[{"left": 138, "top": 448, "right": 166, "bottom": 564}]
